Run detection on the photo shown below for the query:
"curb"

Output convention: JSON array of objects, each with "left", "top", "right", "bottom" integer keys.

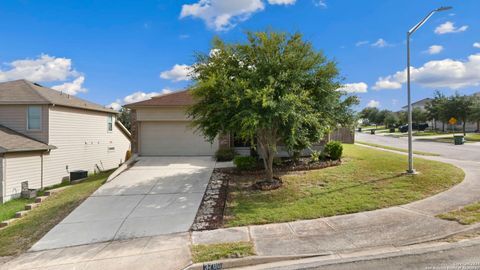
[
  {"left": 183, "top": 253, "right": 331, "bottom": 270},
  {"left": 106, "top": 154, "right": 138, "bottom": 183}
]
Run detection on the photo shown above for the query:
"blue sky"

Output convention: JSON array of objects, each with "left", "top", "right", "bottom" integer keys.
[{"left": 0, "top": 0, "right": 479, "bottom": 111}]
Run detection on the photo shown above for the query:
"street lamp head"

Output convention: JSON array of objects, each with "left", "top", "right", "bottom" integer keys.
[{"left": 435, "top": 6, "right": 453, "bottom": 12}]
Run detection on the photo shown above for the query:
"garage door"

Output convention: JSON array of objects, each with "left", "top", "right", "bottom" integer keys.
[{"left": 139, "top": 121, "right": 218, "bottom": 156}]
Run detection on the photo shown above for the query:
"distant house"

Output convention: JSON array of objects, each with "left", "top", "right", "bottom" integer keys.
[
  {"left": 403, "top": 93, "right": 480, "bottom": 132},
  {"left": 401, "top": 98, "right": 432, "bottom": 111},
  {"left": 125, "top": 90, "right": 353, "bottom": 157},
  {"left": 0, "top": 80, "right": 131, "bottom": 203}
]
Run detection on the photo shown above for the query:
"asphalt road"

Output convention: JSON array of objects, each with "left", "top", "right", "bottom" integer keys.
[
  {"left": 356, "top": 132, "right": 480, "bottom": 162},
  {"left": 309, "top": 242, "right": 480, "bottom": 270}
]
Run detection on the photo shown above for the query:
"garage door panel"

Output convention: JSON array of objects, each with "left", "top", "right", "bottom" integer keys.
[{"left": 140, "top": 122, "right": 218, "bottom": 156}]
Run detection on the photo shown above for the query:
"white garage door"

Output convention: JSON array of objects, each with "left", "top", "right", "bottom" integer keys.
[{"left": 139, "top": 121, "right": 218, "bottom": 156}]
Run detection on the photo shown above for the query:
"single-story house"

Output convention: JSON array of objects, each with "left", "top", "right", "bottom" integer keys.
[
  {"left": 125, "top": 90, "right": 353, "bottom": 157},
  {"left": 0, "top": 79, "right": 131, "bottom": 203}
]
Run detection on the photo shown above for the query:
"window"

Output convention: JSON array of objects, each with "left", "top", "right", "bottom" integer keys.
[
  {"left": 107, "top": 115, "right": 113, "bottom": 132},
  {"left": 27, "top": 106, "right": 41, "bottom": 130}
]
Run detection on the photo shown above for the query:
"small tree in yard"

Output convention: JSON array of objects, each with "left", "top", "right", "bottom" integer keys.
[
  {"left": 188, "top": 31, "right": 358, "bottom": 181},
  {"left": 425, "top": 91, "right": 448, "bottom": 131},
  {"left": 470, "top": 96, "right": 480, "bottom": 132}
]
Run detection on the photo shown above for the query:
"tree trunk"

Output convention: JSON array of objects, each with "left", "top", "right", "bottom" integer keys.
[
  {"left": 257, "top": 129, "right": 277, "bottom": 180},
  {"left": 477, "top": 121, "right": 479, "bottom": 132},
  {"left": 442, "top": 122, "right": 445, "bottom": 132},
  {"left": 463, "top": 121, "right": 466, "bottom": 136}
]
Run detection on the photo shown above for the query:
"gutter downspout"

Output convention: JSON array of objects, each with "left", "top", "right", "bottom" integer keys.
[{"left": 41, "top": 152, "right": 44, "bottom": 189}]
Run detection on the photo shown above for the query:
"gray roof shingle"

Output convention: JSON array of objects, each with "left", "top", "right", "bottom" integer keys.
[
  {"left": 0, "top": 125, "right": 56, "bottom": 153},
  {"left": 0, "top": 79, "right": 118, "bottom": 114}
]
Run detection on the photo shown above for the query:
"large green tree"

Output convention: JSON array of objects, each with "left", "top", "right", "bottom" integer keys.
[
  {"left": 443, "top": 93, "right": 474, "bottom": 135},
  {"left": 188, "top": 31, "right": 358, "bottom": 180},
  {"left": 470, "top": 95, "right": 480, "bottom": 131}
]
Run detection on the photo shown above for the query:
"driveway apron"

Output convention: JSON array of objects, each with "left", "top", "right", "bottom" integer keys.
[{"left": 31, "top": 156, "right": 215, "bottom": 251}]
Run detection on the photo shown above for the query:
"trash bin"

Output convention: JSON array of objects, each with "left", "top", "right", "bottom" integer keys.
[
  {"left": 389, "top": 128, "right": 395, "bottom": 133},
  {"left": 453, "top": 135, "right": 464, "bottom": 145},
  {"left": 358, "top": 127, "right": 362, "bottom": 132},
  {"left": 370, "top": 129, "right": 376, "bottom": 135}
]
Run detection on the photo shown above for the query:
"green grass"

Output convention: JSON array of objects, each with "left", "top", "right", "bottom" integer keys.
[
  {"left": 416, "top": 133, "right": 480, "bottom": 144},
  {"left": 191, "top": 242, "right": 256, "bottom": 263},
  {"left": 0, "top": 170, "right": 112, "bottom": 256},
  {"left": 0, "top": 198, "right": 34, "bottom": 222},
  {"left": 437, "top": 202, "right": 480, "bottom": 225},
  {"left": 355, "top": 141, "right": 440, "bottom": 156},
  {"left": 224, "top": 144, "right": 463, "bottom": 227}
]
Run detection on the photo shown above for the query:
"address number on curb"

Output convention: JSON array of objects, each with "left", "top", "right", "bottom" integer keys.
[{"left": 203, "top": 262, "right": 223, "bottom": 270}]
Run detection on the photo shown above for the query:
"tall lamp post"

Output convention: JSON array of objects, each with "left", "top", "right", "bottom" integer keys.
[{"left": 406, "top": 6, "right": 452, "bottom": 174}]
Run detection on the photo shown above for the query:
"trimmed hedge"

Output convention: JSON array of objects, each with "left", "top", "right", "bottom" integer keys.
[{"left": 323, "top": 141, "right": 343, "bottom": 160}]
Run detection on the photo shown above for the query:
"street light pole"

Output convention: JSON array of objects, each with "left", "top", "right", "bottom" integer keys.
[{"left": 406, "top": 6, "right": 452, "bottom": 174}]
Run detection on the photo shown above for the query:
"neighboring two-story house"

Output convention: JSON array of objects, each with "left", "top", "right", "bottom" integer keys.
[{"left": 0, "top": 79, "right": 131, "bottom": 203}]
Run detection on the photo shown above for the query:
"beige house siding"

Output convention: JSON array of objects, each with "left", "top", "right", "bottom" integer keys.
[
  {"left": 136, "top": 107, "right": 189, "bottom": 121},
  {"left": 2, "top": 152, "right": 43, "bottom": 201},
  {"left": 0, "top": 156, "right": 4, "bottom": 202},
  {"left": 0, "top": 104, "right": 49, "bottom": 143},
  {"left": 42, "top": 106, "right": 131, "bottom": 187}
]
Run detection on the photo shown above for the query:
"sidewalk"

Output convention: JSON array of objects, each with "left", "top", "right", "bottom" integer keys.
[
  {"left": 2, "top": 147, "right": 479, "bottom": 270},
  {"left": 191, "top": 148, "right": 480, "bottom": 256}
]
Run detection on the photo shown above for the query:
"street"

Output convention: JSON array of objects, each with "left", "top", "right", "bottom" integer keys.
[{"left": 356, "top": 132, "right": 480, "bottom": 162}]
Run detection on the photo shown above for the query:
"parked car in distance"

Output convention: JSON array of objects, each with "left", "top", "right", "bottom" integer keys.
[{"left": 399, "top": 123, "right": 429, "bottom": 133}]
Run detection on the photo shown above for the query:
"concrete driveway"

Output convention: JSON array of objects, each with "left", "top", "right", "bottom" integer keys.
[{"left": 31, "top": 156, "right": 215, "bottom": 251}]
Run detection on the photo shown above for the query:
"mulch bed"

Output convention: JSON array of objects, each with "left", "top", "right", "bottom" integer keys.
[
  {"left": 191, "top": 158, "right": 341, "bottom": 231},
  {"left": 191, "top": 169, "right": 229, "bottom": 231}
]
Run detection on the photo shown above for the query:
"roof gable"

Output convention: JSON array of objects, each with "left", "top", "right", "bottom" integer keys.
[
  {"left": 0, "top": 125, "right": 56, "bottom": 153},
  {"left": 0, "top": 79, "right": 117, "bottom": 114},
  {"left": 125, "top": 90, "right": 194, "bottom": 107}
]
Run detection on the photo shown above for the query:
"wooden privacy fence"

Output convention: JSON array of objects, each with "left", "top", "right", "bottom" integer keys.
[{"left": 327, "top": 127, "right": 355, "bottom": 144}]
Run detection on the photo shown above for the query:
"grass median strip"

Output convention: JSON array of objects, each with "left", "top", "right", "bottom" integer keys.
[
  {"left": 0, "top": 170, "right": 112, "bottom": 256},
  {"left": 225, "top": 144, "right": 463, "bottom": 227},
  {"left": 356, "top": 141, "right": 440, "bottom": 156},
  {"left": 437, "top": 202, "right": 480, "bottom": 225},
  {"left": 191, "top": 242, "right": 256, "bottom": 263}
]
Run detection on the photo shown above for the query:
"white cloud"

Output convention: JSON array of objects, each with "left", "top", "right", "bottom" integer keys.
[
  {"left": 268, "top": 0, "right": 296, "bottom": 5},
  {"left": 180, "top": 0, "right": 265, "bottom": 31},
  {"left": 160, "top": 64, "right": 192, "bottom": 82},
  {"left": 52, "top": 76, "right": 87, "bottom": 95},
  {"left": 373, "top": 53, "right": 480, "bottom": 90},
  {"left": 371, "top": 38, "right": 390, "bottom": 48},
  {"left": 313, "top": 0, "right": 327, "bottom": 8},
  {"left": 107, "top": 89, "right": 174, "bottom": 110},
  {"left": 0, "top": 54, "right": 87, "bottom": 95},
  {"left": 434, "top": 21, "right": 468, "bottom": 34},
  {"left": 0, "top": 54, "right": 79, "bottom": 83},
  {"left": 474, "top": 42, "right": 480, "bottom": 49},
  {"left": 337, "top": 82, "right": 368, "bottom": 93},
  {"left": 107, "top": 101, "right": 123, "bottom": 111},
  {"left": 367, "top": 100, "right": 380, "bottom": 108},
  {"left": 427, "top": 45, "right": 443, "bottom": 55},
  {"left": 355, "top": 40, "right": 369, "bottom": 47}
]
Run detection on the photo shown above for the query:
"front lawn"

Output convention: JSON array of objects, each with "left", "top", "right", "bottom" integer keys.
[
  {"left": 437, "top": 202, "right": 480, "bottom": 225},
  {"left": 0, "top": 170, "right": 112, "bottom": 256},
  {"left": 0, "top": 198, "right": 34, "bottom": 222},
  {"left": 224, "top": 144, "right": 464, "bottom": 227}
]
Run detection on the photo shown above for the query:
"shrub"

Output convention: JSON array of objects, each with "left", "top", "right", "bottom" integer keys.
[
  {"left": 233, "top": 156, "right": 258, "bottom": 170},
  {"left": 310, "top": 150, "right": 321, "bottom": 162},
  {"left": 323, "top": 141, "right": 343, "bottom": 160},
  {"left": 215, "top": 148, "right": 236, "bottom": 161},
  {"left": 273, "top": 157, "right": 283, "bottom": 167}
]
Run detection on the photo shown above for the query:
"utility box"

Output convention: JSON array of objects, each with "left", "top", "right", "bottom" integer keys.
[
  {"left": 70, "top": 170, "right": 88, "bottom": 182},
  {"left": 453, "top": 135, "right": 465, "bottom": 145}
]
